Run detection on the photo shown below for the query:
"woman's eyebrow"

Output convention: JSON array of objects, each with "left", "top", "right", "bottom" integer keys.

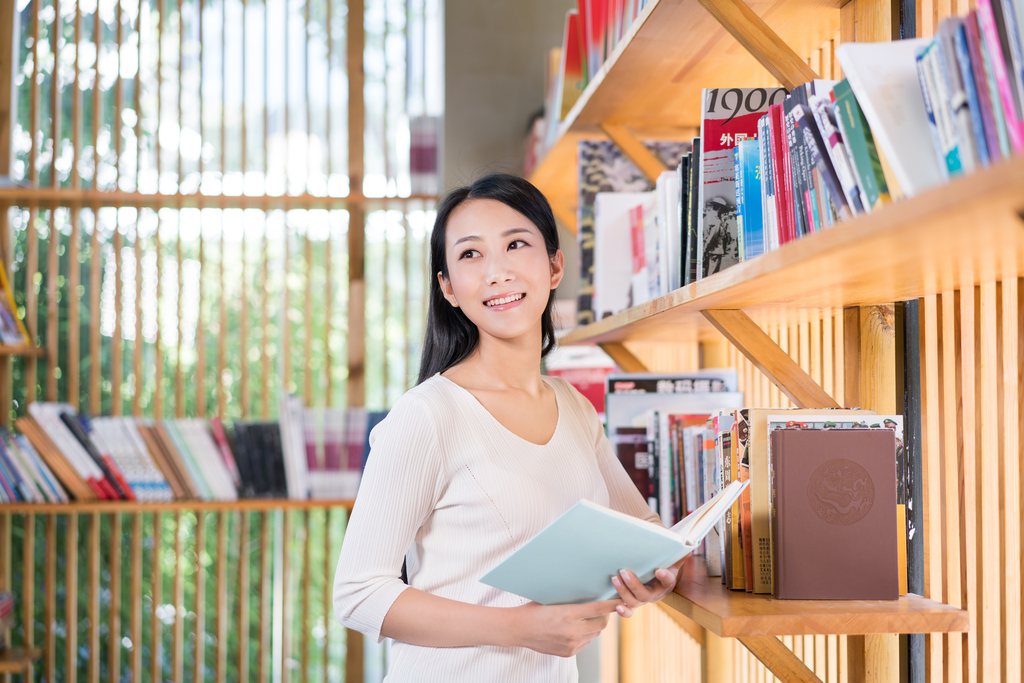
[{"left": 452, "top": 227, "right": 533, "bottom": 247}]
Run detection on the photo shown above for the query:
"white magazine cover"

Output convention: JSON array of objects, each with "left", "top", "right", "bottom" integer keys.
[
  {"left": 836, "top": 39, "right": 946, "bottom": 196},
  {"left": 593, "top": 191, "right": 654, "bottom": 320}
]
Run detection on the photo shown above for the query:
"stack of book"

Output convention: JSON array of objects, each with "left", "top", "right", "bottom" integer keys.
[
  {"left": 613, "top": 394, "right": 909, "bottom": 600},
  {"left": 1, "top": 400, "right": 384, "bottom": 504}
]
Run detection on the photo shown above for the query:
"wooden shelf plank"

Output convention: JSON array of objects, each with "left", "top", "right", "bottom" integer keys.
[
  {"left": 0, "top": 187, "right": 436, "bottom": 210},
  {"left": 663, "top": 556, "right": 968, "bottom": 638},
  {"left": 560, "top": 155, "right": 1024, "bottom": 346},
  {"left": 0, "top": 647, "right": 43, "bottom": 674},
  {"left": 0, "top": 346, "right": 45, "bottom": 358},
  {"left": 0, "top": 499, "right": 354, "bottom": 514},
  {"left": 528, "top": 0, "right": 840, "bottom": 228}
]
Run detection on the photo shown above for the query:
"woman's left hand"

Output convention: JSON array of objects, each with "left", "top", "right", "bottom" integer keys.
[{"left": 610, "top": 559, "right": 685, "bottom": 618}]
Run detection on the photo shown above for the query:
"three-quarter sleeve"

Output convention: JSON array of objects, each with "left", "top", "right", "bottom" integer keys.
[{"left": 333, "top": 394, "right": 445, "bottom": 643}]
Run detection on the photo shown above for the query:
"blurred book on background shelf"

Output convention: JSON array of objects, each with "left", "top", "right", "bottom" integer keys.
[{"left": 3, "top": 399, "right": 382, "bottom": 504}]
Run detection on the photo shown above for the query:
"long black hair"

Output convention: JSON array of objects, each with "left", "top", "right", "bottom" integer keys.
[{"left": 416, "top": 173, "right": 561, "bottom": 385}]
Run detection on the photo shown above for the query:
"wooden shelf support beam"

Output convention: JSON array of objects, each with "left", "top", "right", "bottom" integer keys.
[
  {"left": 738, "top": 636, "right": 825, "bottom": 683},
  {"left": 598, "top": 342, "right": 649, "bottom": 372},
  {"left": 702, "top": 309, "right": 840, "bottom": 409},
  {"left": 599, "top": 123, "right": 670, "bottom": 184},
  {"left": 696, "top": 0, "right": 819, "bottom": 90},
  {"left": 656, "top": 601, "right": 704, "bottom": 646}
]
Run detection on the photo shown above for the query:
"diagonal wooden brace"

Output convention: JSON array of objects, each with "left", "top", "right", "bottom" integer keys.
[
  {"left": 697, "top": 0, "right": 819, "bottom": 90},
  {"left": 599, "top": 123, "right": 670, "bottom": 184},
  {"left": 599, "top": 342, "right": 649, "bottom": 372},
  {"left": 738, "top": 636, "right": 825, "bottom": 683},
  {"left": 702, "top": 309, "right": 840, "bottom": 409}
]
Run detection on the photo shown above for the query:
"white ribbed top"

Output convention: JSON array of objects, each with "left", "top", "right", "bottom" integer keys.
[{"left": 333, "top": 374, "right": 660, "bottom": 683}]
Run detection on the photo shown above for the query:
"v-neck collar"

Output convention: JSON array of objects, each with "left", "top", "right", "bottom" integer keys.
[{"left": 436, "top": 374, "right": 563, "bottom": 447}]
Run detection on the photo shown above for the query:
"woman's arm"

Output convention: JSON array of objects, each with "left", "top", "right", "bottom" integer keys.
[{"left": 381, "top": 587, "right": 622, "bottom": 657}]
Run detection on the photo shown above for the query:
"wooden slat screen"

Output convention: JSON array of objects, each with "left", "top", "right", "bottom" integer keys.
[
  {"left": 0, "top": 0, "right": 441, "bottom": 681},
  {"left": 0, "top": 504, "right": 352, "bottom": 682}
]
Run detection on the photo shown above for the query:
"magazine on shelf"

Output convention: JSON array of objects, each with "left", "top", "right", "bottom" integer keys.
[{"left": 697, "top": 87, "right": 786, "bottom": 278}]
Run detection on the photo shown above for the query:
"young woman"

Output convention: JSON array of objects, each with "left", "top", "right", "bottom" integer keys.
[{"left": 333, "top": 174, "right": 684, "bottom": 682}]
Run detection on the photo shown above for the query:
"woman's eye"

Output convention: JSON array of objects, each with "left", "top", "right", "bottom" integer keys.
[
  {"left": 459, "top": 249, "right": 479, "bottom": 259},
  {"left": 508, "top": 239, "right": 528, "bottom": 250}
]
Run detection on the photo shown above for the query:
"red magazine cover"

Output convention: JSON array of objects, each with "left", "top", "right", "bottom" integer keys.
[
  {"left": 559, "top": 11, "right": 585, "bottom": 120},
  {"left": 577, "top": 0, "right": 591, "bottom": 82},
  {"left": 698, "top": 87, "right": 785, "bottom": 276},
  {"left": 768, "top": 104, "right": 797, "bottom": 244}
]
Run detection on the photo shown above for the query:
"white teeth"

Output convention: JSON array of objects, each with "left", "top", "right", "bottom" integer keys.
[{"left": 486, "top": 293, "right": 524, "bottom": 307}]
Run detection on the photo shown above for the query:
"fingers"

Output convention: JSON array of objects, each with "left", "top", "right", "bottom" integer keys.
[
  {"left": 614, "top": 569, "right": 655, "bottom": 602},
  {"left": 580, "top": 598, "right": 624, "bottom": 618}
]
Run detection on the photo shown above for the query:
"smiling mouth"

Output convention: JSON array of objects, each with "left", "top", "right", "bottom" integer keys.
[{"left": 485, "top": 293, "right": 525, "bottom": 307}]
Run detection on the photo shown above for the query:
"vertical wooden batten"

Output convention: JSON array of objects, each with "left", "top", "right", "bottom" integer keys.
[
  {"left": 107, "top": 512, "right": 123, "bottom": 683},
  {"left": 347, "top": 0, "right": 366, "bottom": 409}
]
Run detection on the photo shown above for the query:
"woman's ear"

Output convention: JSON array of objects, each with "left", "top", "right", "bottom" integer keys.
[
  {"left": 438, "top": 271, "right": 459, "bottom": 308},
  {"left": 549, "top": 250, "right": 565, "bottom": 290}
]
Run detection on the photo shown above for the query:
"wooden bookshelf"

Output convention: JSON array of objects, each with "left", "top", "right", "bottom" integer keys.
[
  {"left": 0, "top": 187, "right": 437, "bottom": 210},
  {"left": 529, "top": 0, "right": 841, "bottom": 230},
  {"left": 0, "top": 499, "right": 354, "bottom": 514},
  {"left": 0, "top": 648, "right": 43, "bottom": 674},
  {"left": 559, "top": 154, "right": 1024, "bottom": 346},
  {"left": 0, "top": 345, "right": 45, "bottom": 358},
  {"left": 664, "top": 556, "right": 968, "bottom": 638}
]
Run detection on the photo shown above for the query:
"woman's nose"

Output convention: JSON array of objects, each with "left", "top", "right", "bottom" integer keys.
[{"left": 485, "top": 255, "right": 514, "bottom": 285}]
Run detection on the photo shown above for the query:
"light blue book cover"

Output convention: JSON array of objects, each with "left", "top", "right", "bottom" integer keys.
[
  {"left": 480, "top": 480, "right": 749, "bottom": 605},
  {"left": 736, "top": 139, "right": 764, "bottom": 260}
]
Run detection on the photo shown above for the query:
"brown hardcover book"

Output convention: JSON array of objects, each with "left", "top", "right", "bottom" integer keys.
[
  {"left": 614, "top": 427, "right": 650, "bottom": 501},
  {"left": 152, "top": 423, "right": 201, "bottom": 499},
  {"left": 137, "top": 425, "right": 190, "bottom": 499},
  {"left": 15, "top": 416, "right": 98, "bottom": 501},
  {"left": 771, "top": 428, "right": 898, "bottom": 600}
]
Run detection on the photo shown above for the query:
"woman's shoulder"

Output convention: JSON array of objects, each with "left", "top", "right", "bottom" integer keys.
[
  {"left": 545, "top": 375, "right": 601, "bottom": 423},
  {"left": 383, "top": 374, "right": 468, "bottom": 427}
]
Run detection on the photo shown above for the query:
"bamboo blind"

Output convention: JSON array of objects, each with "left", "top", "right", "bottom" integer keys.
[
  {"left": 0, "top": 1, "right": 438, "bottom": 682},
  {"left": 0, "top": 503, "right": 353, "bottom": 683},
  {"left": 0, "top": 0, "right": 436, "bottom": 424}
]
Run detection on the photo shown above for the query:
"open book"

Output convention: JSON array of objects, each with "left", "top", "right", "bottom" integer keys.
[{"left": 480, "top": 479, "right": 750, "bottom": 605}]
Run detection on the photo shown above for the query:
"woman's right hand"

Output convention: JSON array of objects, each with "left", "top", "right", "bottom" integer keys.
[{"left": 509, "top": 599, "right": 623, "bottom": 657}]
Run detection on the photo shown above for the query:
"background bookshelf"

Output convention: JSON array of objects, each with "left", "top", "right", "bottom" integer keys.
[
  {"left": 535, "top": 0, "right": 1020, "bottom": 681},
  {"left": 0, "top": 0, "right": 444, "bottom": 679},
  {"left": 529, "top": 0, "right": 841, "bottom": 233}
]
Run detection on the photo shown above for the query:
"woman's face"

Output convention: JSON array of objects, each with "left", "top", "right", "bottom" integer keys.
[{"left": 439, "top": 198, "right": 564, "bottom": 346}]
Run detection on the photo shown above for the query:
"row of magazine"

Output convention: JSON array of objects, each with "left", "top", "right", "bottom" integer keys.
[
  {"left": 0, "top": 400, "right": 385, "bottom": 504},
  {"left": 537, "top": 1, "right": 654, "bottom": 159},
  {"left": 577, "top": 2, "right": 1024, "bottom": 324},
  {"left": 609, "top": 378, "right": 908, "bottom": 597}
]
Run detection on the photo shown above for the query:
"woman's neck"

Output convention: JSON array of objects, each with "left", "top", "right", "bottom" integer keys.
[{"left": 447, "top": 327, "right": 545, "bottom": 395}]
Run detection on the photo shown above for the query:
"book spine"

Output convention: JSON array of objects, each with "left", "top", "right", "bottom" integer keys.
[
  {"left": 768, "top": 105, "right": 795, "bottom": 244},
  {"left": 977, "top": 0, "right": 1024, "bottom": 150},
  {"left": 729, "top": 425, "right": 744, "bottom": 590},
  {"left": 832, "top": 82, "right": 890, "bottom": 211},
  {"left": 953, "top": 21, "right": 993, "bottom": 166},
  {"left": 965, "top": 10, "right": 1010, "bottom": 159},
  {"left": 997, "top": 0, "right": 1024, "bottom": 119},
  {"left": 757, "top": 117, "right": 775, "bottom": 252},
  {"left": 647, "top": 412, "right": 659, "bottom": 515},
  {"left": 794, "top": 105, "right": 851, "bottom": 223},
  {"left": 686, "top": 142, "right": 700, "bottom": 285},
  {"left": 733, "top": 147, "right": 745, "bottom": 262},
  {"left": 771, "top": 431, "right": 781, "bottom": 596}
]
